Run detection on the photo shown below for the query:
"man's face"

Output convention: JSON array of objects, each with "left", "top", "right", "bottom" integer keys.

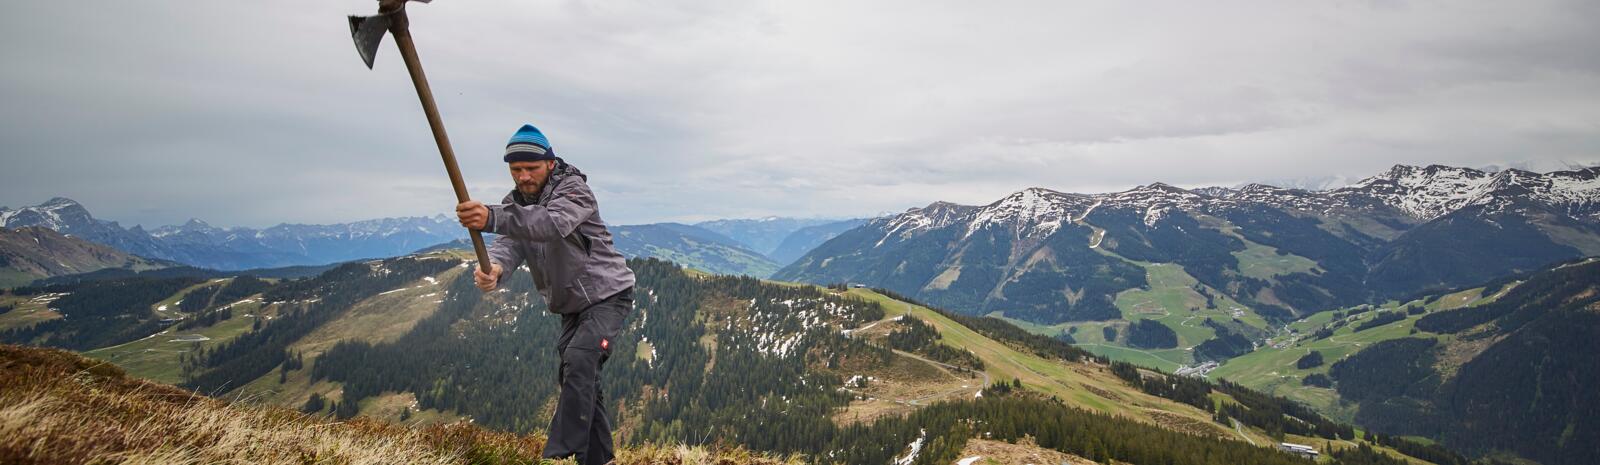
[{"left": 510, "top": 160, "right": 557, "bottom": 197}]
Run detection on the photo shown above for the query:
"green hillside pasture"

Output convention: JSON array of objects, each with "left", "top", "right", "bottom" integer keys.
[
  {"left": 1114, "top": 263, "right": 1267, "bottom": 342},
  {"left": 1209, "top": 304, "right": 1449, "bottom": 422},
  {"left": 1115, "top": 263, "right": 1206, "bottom": 318},
  {"left": 1230, "top": 240, "right": 1318, "bottom": 281},
  {"left": 989, "top": 261, "right": 1270, "bottom": 371},
  {"left": 151, "top": 278, "right": 230, "bottom": 317},
  {"left": 844, "top": 288, "right": 1238, "bottom": 439},
  {"left": 0, "top": 293, "right": 63, "bottom": 331},
  {"left": 980, "top": 315, "right": 1189, "bottom": 371},
  {"left": 0, "top": 268, "right": 38, "bottom": 289},
  {"left": 1206, "top": 283, "right": 1508, "bottom": 422},
  {"left": 1428, "top": 284, "right": 1515, "bottom": 311},
  {"left": 1102, "top": 254, "right": 1271, "bottom": 330},
  {"left": 288, "top": 269, "right": 462, "bottom": 359},
  {"left": 222, "top": 269, "right": 464, "bottom": 411},
  {"left": 634, "top": 242, "right": 778, "bottom": 278},
  {"left": 85, "top": 301, "right": 267, "bottom": 385}
]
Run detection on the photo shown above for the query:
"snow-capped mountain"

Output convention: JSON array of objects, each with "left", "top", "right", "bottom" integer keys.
[
  {"left": 777, "top": 164, "right": 1600, "bottom": 325},
  {"left": 0, "top": 197, "right": 97, "bottom": 232},
  {"left": 1194, "top": 165, "right": 1600, "bottom": 222},
  {"left": 1200, "top": 184, "right": 1326, "bottom": 208},
  {"left": 1328, "top": 164, "right": 1600, "bottom": 221},
  {"left": 962, "top": 188, "right": 1094, "bottom": 239},
  {"left": 0, "top": 198, "right": 178, "bottom": 263},
  {"left": 873, "top": 201, "right": 980, "bottom": 245},
  {"left": 1, "top": 198, "right": 464, "bottom": 270}
]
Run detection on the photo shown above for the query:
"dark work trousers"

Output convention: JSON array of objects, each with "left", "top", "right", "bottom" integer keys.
[{"left": 542, "top": 287, "right": 632, "bottom": 465}]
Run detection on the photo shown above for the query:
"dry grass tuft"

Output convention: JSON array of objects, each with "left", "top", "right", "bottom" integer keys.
[
  {"left": 616, "top": 444, "right": 806, "bottom": 465},
  {"left": 0, "top": 344, "right": 802, "bottom": 465}
]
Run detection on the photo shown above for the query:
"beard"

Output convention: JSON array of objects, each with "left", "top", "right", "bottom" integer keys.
[{"left": 517, "top": 182, "right": 542, "bottom": 197}]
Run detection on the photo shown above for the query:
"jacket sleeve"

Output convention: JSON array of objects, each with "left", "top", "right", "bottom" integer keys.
[
  {"left": 484, "top": 177, "right": 597, "bottom": 242},
  {"left": 486, "top": 233, "right": 524, "bottom": 276}
]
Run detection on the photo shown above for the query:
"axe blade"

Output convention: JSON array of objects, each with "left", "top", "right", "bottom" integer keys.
[{"left": 348, "top": 13, "right": 393, "bottom": 69}]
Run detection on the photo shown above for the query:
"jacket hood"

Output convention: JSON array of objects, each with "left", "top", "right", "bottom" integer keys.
[{"left": 553, "top": 158, "right": 587, "bottom": 182}]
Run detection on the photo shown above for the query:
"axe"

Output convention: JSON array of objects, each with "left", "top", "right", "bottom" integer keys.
[{"left": 349, "top": 0, "right": 492, "bottom": 274}]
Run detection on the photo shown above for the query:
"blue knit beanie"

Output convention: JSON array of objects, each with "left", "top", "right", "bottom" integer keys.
[{"left": 504, "top": 123, "right": 555, "bottom": 162}]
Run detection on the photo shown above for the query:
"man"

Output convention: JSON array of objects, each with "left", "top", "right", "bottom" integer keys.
[{"left": 456, "top": 123, "right": 634, "bottom": 465}]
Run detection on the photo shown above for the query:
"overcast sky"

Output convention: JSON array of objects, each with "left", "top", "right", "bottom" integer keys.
[{"left": 3, "top": 1, "right": 1597, "bottom": 228}]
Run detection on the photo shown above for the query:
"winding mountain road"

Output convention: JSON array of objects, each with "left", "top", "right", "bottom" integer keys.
[
  {"left": 844, "top": 309, "right": 991, "bottom": 406},
  {"left": 890, "top": 348, "right": 991, "bottom": 405}
]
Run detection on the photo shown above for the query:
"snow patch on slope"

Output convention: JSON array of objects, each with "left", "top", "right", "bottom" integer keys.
[{"left": 894, "top": 429, "right": 927, "bottom": 465}]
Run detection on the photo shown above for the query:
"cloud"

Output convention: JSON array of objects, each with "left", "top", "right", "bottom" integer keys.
[{"left": 2, "top": 0, "right": 1597, "bottom": 227}]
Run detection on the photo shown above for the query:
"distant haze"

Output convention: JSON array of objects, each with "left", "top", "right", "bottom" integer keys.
[{"left": 2, "top": 1, "right": 1597, "bottom": 229}]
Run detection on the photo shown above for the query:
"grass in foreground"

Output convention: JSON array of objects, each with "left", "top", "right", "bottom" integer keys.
[{"left": 0, "top": 343, "right": 802, "bottom": 465}]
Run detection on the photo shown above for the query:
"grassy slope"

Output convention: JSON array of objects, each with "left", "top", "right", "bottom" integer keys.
[
  {"left": 844, "top": 287, "right": 1451, "bottom": 463},
  {"left": 843, "top": 288, "right": 1249, "bottom": 441},
  {"left": 0, "top": 292, "right": 64, "bottom": 332},
  {"left": 290, "top": 268, "right": 461, "bottom": 358},
  {"left": 1208, "top": 285, "right": 1513, "bottom": 422},
  {"left": 1074, "top": 226, "right": 1317, "bottom": 369},
  {"left": 990, "top": 259, "right": 1267, "bottom": 371},
  {"left": 84, "top": 306, "right": 262, "bottom": 385},
  {"left": 67, "top": 259, "right": 464, "bottom": 411},
  {"left": 0, "top": 343, "right": 800, "bottom": 465},
  {"left": 0, "top": 229, "right": 170, "bottom": 289},
  {"left": 0, "top": 268, "right": 37, "bottom": 289},
  {"left": 82, "top": 278, "right": 266, "bottom": 385},
  {"left": 974, "top": 218, "right": 1290, "bottom": 371},
  {"left": 845, "top": 287, "right": 1463, "bottom": 464},
  {"left": 234, "top": 266, "right": 467, "bottom": 412},
  {"left": 150, "top": 279, "right": 227, "bottom": 315},
  {"left": 1232, "top": 240, "right": 1320, "bottom": 281}
]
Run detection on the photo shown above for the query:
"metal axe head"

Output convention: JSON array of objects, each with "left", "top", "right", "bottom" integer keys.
[
  {"left": 347, "top": 12, "right": 394, "bottom": 69},
  {"left": 348, "top": 0, "right": 432, "bottom": 69}
]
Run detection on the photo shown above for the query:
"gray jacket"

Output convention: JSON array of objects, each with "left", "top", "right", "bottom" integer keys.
[{"left": 485, "top": 160, "right": 635, "bottom": 314}]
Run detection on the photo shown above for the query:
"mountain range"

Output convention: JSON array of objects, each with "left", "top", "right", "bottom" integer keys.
[
  {"left": 1, "top": 198, "right": 865, "bottom": 280},
  {"left": 607, "top": 223, "right": 782, "bottom": 276},
  {"left": 694, "top": 217, "right": 840, "bottom": 257},
  {"left": 1, "top": 198, "right": 464, "bottom": 271},
  {"left": 777, "top": 164, "right": 1600, "bottom": 327},
  {"left": 416, "top": 222, "right": 812, "bottom": 278},
  {"left": 693, "top": 217, "right": 872, "bottom": 266}
]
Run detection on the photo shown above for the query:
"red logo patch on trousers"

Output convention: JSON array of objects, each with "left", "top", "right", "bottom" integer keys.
[{"left": 600, "top": 338, "right": 609, "bottom": 350}]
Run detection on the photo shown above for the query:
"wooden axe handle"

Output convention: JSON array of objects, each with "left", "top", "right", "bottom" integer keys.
[{"left": 388, "top": 9, "right": 494, "bottom": 274}]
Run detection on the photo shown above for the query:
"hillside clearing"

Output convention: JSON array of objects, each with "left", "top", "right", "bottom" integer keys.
[{"left": 843, "top": 288, "right": 1237, "bottom": 436}]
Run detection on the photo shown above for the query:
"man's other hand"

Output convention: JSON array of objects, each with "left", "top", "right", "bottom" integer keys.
[
  {"left": 474, "top": 263, "right": 504, "bottom": 292},
  {"left": 457, "top": 201, "right": 489, "bottom": 230}
]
